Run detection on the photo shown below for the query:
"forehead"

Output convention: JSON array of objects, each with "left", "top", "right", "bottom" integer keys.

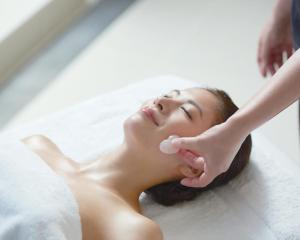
[{"left": 181, "top": 88, "right": 220, "bottom": 111}]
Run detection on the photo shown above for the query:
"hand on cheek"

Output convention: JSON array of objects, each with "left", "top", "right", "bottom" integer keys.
[{"left": 177, "top": 149, "right": 205, "bottom": 170}]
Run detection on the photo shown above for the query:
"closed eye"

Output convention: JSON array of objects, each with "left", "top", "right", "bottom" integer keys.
[{"left": 181, "top": 107, "right": 192, "bottom": 120}]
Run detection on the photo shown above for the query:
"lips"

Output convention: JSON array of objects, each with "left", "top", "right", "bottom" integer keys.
[{"left": 141, "top": 107, "right": 159, "bottom": 126}]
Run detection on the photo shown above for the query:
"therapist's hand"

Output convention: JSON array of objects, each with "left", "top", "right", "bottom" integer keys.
[
  {"left": 257, "top": 18, "right": 293, "bottom": 77},
  {"left": 172, "top": 121, "right": 248, "bottom": 188}
]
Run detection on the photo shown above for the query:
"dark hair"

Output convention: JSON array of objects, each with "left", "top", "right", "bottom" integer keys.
[{"left": 144, "top": 87, "right": 252, "bottom": 206}]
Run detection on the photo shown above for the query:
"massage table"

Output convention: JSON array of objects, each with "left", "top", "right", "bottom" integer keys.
[{"left": 0, "top": 75, "right": 299, "bottom": 239}]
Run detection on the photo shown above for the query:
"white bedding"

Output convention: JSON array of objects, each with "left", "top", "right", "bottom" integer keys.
[
  {"left": 1, "top": 75, "right": 300, "bottom": 240},
  {"left": 0, "top": 139, "right": 82, "bottom": 240}
]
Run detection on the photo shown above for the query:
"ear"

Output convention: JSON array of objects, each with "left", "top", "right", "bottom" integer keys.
[{"left": 178, "top": 164, "right": 202, "bottom": 178}]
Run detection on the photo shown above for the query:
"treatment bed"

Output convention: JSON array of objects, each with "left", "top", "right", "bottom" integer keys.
[{"left": 0, "top": 76, "right": 300, "bottom": 239}]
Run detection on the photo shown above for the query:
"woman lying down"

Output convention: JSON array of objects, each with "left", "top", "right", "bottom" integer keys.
[{"left": 22, "top": 87, "right": 252, "bottom": 240}]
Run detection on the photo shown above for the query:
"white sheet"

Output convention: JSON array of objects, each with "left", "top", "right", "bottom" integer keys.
[
  {"left": 0, "top": 139, "right": 81, "bottom": 240},
  {"left": 1, "top": 75, "right": 300, "bottom": 239}
]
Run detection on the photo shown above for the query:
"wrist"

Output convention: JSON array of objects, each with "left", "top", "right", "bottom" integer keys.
[
  {"left": 270, "top": 0, "right": 292, "bottom": 28},
  {"left": 270, "top": 14, "right": 291, "bottom": 31},
  {"left": 225, "top": 111, "right": 252, "bottom": 138}
]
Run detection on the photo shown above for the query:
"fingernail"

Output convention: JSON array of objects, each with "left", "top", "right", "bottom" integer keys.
[{"left": 180, "top": 179, "right": 188, "bottom": 186}]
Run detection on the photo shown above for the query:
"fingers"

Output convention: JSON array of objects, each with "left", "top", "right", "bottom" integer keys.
[
  {"left": 257, "top": 41, "right": 267, "bottom": 77},
  {"left": 178, "top": 150, "right": 205, "bottom": 171},
  {"left": 186, "top": 156, "right": 205, "bottom": 170},
  {"left": 266, "top": 48, "right": 297, "bottom": 76},
  {"left": 171, "top": 137, "right": 202, "bottom": 153},
  {"left": 197, "top": 172, "right": 214, "bottom": 187},
  {"left": 274, "top": 50, "right": 283, "bottom": 69},
  {"left": 180, "top": 160, "right": 214, "bottom": 188},
  {"left": 179, "top": 165, "right": 201, "bottom": 178},
  {"left": 261, "top": 58, "right": 279, "bottom": 77},
  {"left": 261, "top": 63, "right": 267, "bottom": 77},
  {"left": 180, "top": 172, "right": 214, "bottom": 188},
  {"left": 257, "top": 44, "right": 286, "bottom": 77},
  {"left": 180, "top": 177, "right": 201, "bottom": 188},
  {"left": 286, "top": 46, "right": 294, "bottom": 59},
  {"left": 258, "top": 50, "right": 270, "bottom": 77},
  {"left": 268, "top": 63, "right": 276, "bottom": 76}
]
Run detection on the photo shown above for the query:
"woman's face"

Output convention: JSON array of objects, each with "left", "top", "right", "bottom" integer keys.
[{"left": 123, "top": 88, "right": 221, "bottom": 163}]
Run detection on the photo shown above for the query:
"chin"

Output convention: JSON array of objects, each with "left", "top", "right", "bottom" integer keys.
[{"left": 123, "top": 112, "right": 179, "bottom": 165}]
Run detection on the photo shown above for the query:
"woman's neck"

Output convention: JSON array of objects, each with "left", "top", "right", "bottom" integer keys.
[{"left": 76, "top": 142, "right": 175, "bottom": 212}]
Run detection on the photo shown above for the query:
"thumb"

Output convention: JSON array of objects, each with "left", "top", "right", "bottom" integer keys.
[
  {"left": 197, "top": 172, "right": 214, "bottom": 187},
  {"left": 171, "top": 136, "right": 202, "bottom": 153},
  {"left": 180, "top": 172, "right": 214, "bottom": 188}
]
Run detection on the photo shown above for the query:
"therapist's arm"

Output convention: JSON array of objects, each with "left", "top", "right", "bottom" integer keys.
[
  {"left": 172, "top": 48, "right": 300, "bottom": 188},
  {"left": 233, "top": 48, "right": 300, "bottom": 133},
  {"left": 257, "top": 0, "right": 293, "bottom": 77}
]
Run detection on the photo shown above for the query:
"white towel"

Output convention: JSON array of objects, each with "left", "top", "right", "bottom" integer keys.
[
  {"left": 0, "top": 139, "right": 82, "bottom": 240},
  {"left": 1, "top": 75, "right": 300, "bottom": 239}
]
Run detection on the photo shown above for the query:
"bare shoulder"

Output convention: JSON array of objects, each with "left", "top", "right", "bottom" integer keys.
[
  {"left": 139, "top": 219, "right": 163, "bottom": 240},
  {"left": 21, "top": 134, "right": 62, "bottom": 154},
  {"left": 126, "top": 216, "right": 163, "bottom": 240},
  {"left": 22, "top": 134, "right": 53, "bottom": 145},
  {"left": 21, "top": 134, "right": 78, "bottom": 173}
]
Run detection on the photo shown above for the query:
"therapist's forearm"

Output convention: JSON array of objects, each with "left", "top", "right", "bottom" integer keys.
[
  {"left": 227, "top": 48, "right": 300, "bottom": 136},
  {"left": 271, "top": 0, "right": 292, "bottom": 26}
]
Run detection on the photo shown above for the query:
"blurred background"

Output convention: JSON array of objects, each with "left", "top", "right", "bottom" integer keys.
[{"left": 0, "top": 0, "right": 298, "bottom": 162}]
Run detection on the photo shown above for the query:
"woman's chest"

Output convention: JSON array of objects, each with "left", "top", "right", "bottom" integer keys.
[
  {"left": 66, "top": 178, "right": 140, "bottom": 240},
  {"left": 22, "top": 136, "right": 136, "bottom": 240}
]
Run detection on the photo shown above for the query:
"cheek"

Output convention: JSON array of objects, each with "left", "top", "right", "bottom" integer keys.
[
  {"left": 123, "top": 113, "right": 161, "bottom": 152},
  {"left": 123, "top": 113, "right": 146, "bottom": 141},
  {"left": 161, "top": 115, "right": 207, "bottom": 138}
]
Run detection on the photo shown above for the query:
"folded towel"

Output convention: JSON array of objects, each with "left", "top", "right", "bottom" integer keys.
[{"left": 0, "top": 139, "right": 82, "bottom": 240}]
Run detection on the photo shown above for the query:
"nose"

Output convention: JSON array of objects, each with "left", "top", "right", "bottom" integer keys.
[{"left": 153, "top": 96, "right": 181, "bottom": 114}]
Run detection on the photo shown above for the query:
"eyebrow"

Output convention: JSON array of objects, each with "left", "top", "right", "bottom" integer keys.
[{"left": 171, "top": 89, "right": 204, "bottom": 118}]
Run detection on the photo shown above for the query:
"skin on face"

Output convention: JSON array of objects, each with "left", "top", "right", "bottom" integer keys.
[{"left": 123, "top": 88, "right": 221, "bottom": 181}]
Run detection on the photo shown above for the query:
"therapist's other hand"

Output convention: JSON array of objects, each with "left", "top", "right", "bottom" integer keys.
[
  {"left": 257, "top": 18, "right": 293, "bottom": 77},
  {"left": 172, "top": 122, "right": 247, "bottom": 188}
]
